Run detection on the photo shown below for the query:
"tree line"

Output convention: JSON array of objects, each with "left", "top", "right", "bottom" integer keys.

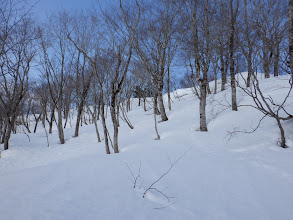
[{"left": 0, "top": 0, "right": 292, "bottom": 155}]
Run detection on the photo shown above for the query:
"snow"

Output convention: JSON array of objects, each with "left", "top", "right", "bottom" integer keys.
[{"left": 0, "top": 73, "right": 293, "bottom": 220}]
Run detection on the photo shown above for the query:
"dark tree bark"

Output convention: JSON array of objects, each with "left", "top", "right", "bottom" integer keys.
[
  {"left": 167, "top": 66, "right": 171, "bottom": 111},
  {"left": 273, "top": 43, "right": 279, "bottom": 77},
  {"left": 289, "top": 0, "right": 293, "bottom": 79},
  {"left": 199, "top": 79, "right": 208, "bottom": 131},
  {"left": 243, "top": 0, "right": 254, "bottom": 87},
  {"left": 229, "top": 0, "right": 238, "bottom": 111}
]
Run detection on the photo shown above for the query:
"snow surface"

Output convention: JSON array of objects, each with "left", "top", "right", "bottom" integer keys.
[{"left": 0, "top": 73, "right": 293, "bottom": 220}]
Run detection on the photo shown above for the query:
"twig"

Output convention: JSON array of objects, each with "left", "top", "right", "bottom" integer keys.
[
  {"left": 143, "top": 149, "right": 190, "bottom": 199},
  {"left": 226, "top": 114, "right": 268, "bottom": 142},
  {"left": 22, "top": 127, "right": 30, "bottom": 142},
  {"left": 125, "top": 160, "right": 142, "bottom": 188}
]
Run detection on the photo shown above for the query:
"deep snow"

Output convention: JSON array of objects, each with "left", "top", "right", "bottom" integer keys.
[{"left": 0, "top": 73, "right": 293, "bottom": 220}]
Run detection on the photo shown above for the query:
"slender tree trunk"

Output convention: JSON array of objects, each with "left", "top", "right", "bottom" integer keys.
[
  {"left": 220, "top": 55, "right": 227, "bottom": 91},
  {"left": 93, "top": 116, "right": 101, "bottom": 143},
  {"left": 262, "top": 42, "right": 271, "bottom": 78},
  {"left": 143, "top": 96, "right": 147, "bottom": 111},
  {"left": 110, "top": 93, "right": 119, "bottom": 154},
  {"left": 63, "top": 101, "right": 71, "bottom": 129},
  {"left": 111, "top": 107, "right": 119, "bottom": 154},
  {"left": 263, "top": 57, "right": 270, "bottom": 79},
  {"left": 244, "top": 0, "right": 253, "bottom": 88},
  {"left": 49, "top": 108, "right": 55, "bottom": 134},
  {"left": 157, "top": 80, "right": 168, "bottom": 121},
  {"left": 153, "top": 98, "right": 160, "bottom": 140},
  {"left": 154, "top": 92, "right": 160, "bottom": 115},
  {"left": 74, "top": 102, "right": 83, "bottom": 137},
  {"left": 246, "top": 54, "right": 253, "bottom": 87},
  {"left": 157, "top": 90, "right": 168, "bottom": 121},
  {"left": 199, "top": 79, "right": 208, "bottom": 131},
  {"left": 230, "top": 67, "right": 238, "bottom": 111},
  {"left": 4, "top": 122, "right": 12, "bottom": 150},
  {"left": 276, "top": 118, "right": 286, "bottom": 148},
  {"left": 214, "top": 66, "right": 217, "bottom": 94},
  {"left": 33, "top": 113, "right": 41, "bottom": 133},
  {"left": 116, "top": 104, "right": 120, "bottom": 127},
  {"left": 57, "top": 108, "right": 65, "bottom": 144},
  {"left": 127, "top": 98, "right": 131, "bottom": 112},
  {"left": 1, "top": 125, "right": 7, "bottom": 144},
  {"left": 167, "top": 67, "right": 171, "bottom": 111},
  {"left": 100, "top": 95, "right": 110, "bottom": 154},
  {"left": 229, "top": 0, "right": 238, "bottom": 111},
  {"left": 206, "top": 82, "right": 211, "bottom": 94},
  {"left": 290, "top": 0, "right": 293, "bottom": 78},
  {"left": 274, "top": 44, "right": 279, "bottom": 77}
]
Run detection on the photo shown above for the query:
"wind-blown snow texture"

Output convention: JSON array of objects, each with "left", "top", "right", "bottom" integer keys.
[{"left": 0, "top": 73, "right": 293, "bottom": 220}]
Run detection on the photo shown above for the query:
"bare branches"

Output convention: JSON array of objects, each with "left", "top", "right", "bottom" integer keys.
[
  {"left": 226, "top": 113, "right": 268, "bottom": 141},
  {"left": 126, "top": 160, "right": 142, "bottom": 189},
  {"left": 143, "top": 149, "right": 189, "bottom": 200},
  {"left": 125, "top": 148, "right": 189, "bottom": 209},
  {"left": 237, "top": 72, "right": 292, "bottom": 148}
]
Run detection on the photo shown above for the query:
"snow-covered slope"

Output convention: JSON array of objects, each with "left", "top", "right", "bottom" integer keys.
[{"left": 0, "top": 73, "right": 293, "bottom": 220}]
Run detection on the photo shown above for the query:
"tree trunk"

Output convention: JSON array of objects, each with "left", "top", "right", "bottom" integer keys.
[
  {"left": 273, "top": 44, "right": 279, "bottom": 77},
  {"left": 4, "top": 123, "right": 12, "bottom": 150},
  {"left": 49, "top": 108, "right": 55, "bottom": 134},
  {"left": 214, "top": 65, "right": 217, "bottom": 94},
  {"left": 100, "top": 97, "right": 110, "bottom": 154},
  {"left": 167, "top": 66, "right": 171, "bottom": 111},
  {"left": 143, "top": 96, "right": 147, "bottom": 111},
  {"left": 153, "top": 98, "right": 160, "bottom": 140},
  {"left": 276, "top": 118, "right": 286, "bottom": 148},
  {"left": 229, "top": 0, "right": 238, "bottom": 111},
  {"left": 246, "top": 54, "right": 253, "bottom": 87},
  {"left": 290, "top": 0, "right": 293, "bottom": 78},
  {"left": 199, "top": 80, "right": 208, "bottom": 131},
  {"left": 206, "top": 82, "right": 211, "bottom": 94},
  {"left": 116, "top": 104, "right": 120, "bottom": 127},
  {"left": 111, "top": 107, "right": 119, "bottom": 154},
  {"left": 263, "top": 57, "right": 270, "bottom": 79},
  {"left": 93, "top": 116, "right": 101, "bottom": 143},
  {"left": 156, "top": 79, "right": 168, "bottom": 121},
  {"left": 110, "top": 94, "right": 119, "bottom": 154},
  {"left": 244, "top": 0, "right": 253, "bottom": 88},
  {"left": 157, "top": 89, "right": 168, "bottom": 121},
  {"left": 154, "top": 92, "right": 160, "bottom": 115},
  {"left": 1, "top": 125, "right": 7, "bottom": 144},
  {"left": 220, "top": 55, "right": 227, "bottom": 91},
  {"left": 127, "top": 98, "right": 131, "bottom": 112},
  {"left": 74, "top": 102, "right": 83, "bottom": 137},
  {"left": 231, "top": 69, "right": 238, "bottom": 111},
  {"left": 57, "top": 108, "right": 65, "bottom": 144},
  {"left": 33, "top": 115, "right": 40, "bottom": 133}
]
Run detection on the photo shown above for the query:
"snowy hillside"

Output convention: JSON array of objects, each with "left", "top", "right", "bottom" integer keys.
[{"left": 0, "top": 73, "right": 293, "bottom": 220}]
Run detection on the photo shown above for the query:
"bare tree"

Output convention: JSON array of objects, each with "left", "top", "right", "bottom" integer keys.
[
  {"left": 237, "top": 72, "right": 292, "bottom": 148},
  {"left": 135, "top": 0, "right": 178, "bottom": 122},
  {"left": 239, "top": 0, "right": 257, "bottom": 87},
  {"left": 229, "top": 0, "right": 239, "bottom": 111},
  {"left": 39, "top": 11, "right": 75, "bottom": 144},
  {"left": 68, "top": 0, "right": 140, "bottom": 154},
  {"left": 252, "top": 0, "right": 287, "bottom": 79},
  {"left": 0, "top": 0, "right": 37, "bottom": 150},
  {"left": 176, "top": 0, "right": 215, "bottom": 131}
]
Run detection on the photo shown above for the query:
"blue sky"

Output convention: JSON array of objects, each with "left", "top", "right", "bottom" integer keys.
[
  {"left": 36, "top": 0, "right": 95, "bottom": 11},
  {"left": 31, "top": 0, "right": 112, "bottom": 20}
]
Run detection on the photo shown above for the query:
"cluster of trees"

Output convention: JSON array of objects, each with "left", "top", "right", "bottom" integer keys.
[{"left": 0, "top": 0, "right": 292, "bottom": 155}]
